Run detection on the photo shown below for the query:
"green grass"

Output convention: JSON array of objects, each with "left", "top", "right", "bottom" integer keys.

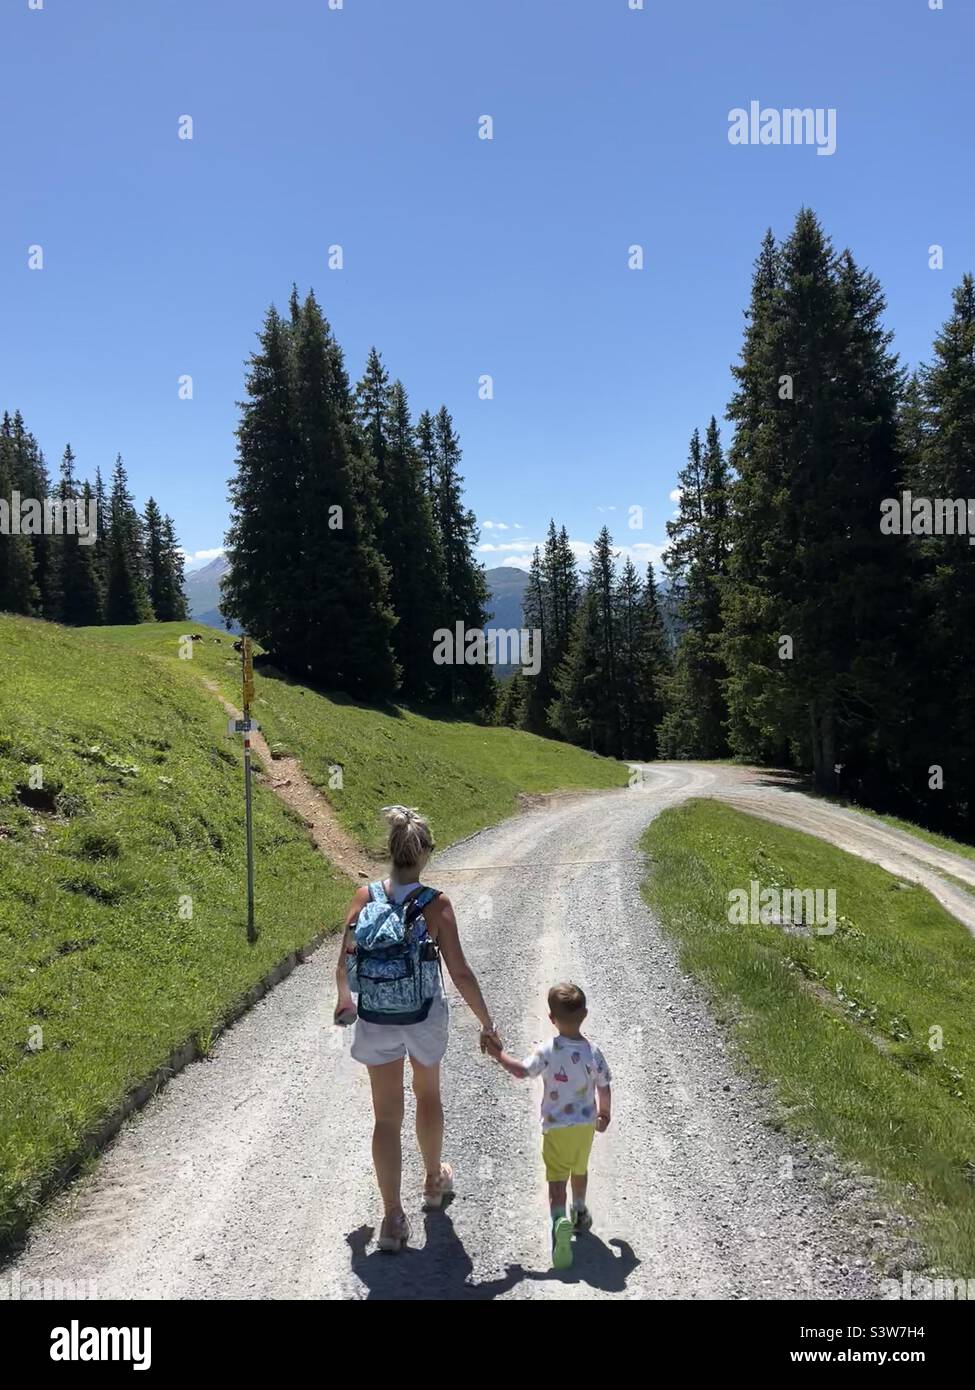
[
  {"left": 641, "top": 799, "right": 975, "bottom": 1273},
  {"left": 0, "top": 615, "right": 351, "bottom": 1243},
  {"left": 91, "top": 621, "right": 628, "bottom": 853}
]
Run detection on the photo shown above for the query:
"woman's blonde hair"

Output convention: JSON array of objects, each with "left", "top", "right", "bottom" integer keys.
[{"left": 382, "top": 805, "right": 434, "bottom": 870}]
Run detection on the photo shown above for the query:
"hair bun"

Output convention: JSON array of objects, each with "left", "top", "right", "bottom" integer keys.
[{"left": 381, "top": 805, "right": 433, "bottom": 868}]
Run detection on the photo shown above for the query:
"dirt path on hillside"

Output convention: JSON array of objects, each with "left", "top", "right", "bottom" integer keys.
[{"left": 203, "top": 679, "right": 384, "bottom": 884}]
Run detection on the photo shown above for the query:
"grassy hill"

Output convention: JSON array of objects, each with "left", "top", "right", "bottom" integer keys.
[
  {"left": 97, "top": 622, "right": 628, "bottom": 853},
  {"left": 0, "top": 615, "right": 352, "bottom": 1243},
  {"left": 0, "top": 615, "right": 625, "bottom": 1241}
]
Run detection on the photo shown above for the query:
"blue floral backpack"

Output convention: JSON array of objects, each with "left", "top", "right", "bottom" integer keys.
[{"left": 345, "top": 881, "right": 443, "bottom": 1024}]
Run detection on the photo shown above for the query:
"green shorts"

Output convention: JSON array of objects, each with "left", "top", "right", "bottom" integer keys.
[{"left": 542, "top": 1123, "right": 596, "bottom": 1182}]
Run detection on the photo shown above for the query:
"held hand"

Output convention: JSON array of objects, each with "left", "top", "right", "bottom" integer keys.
[
  {"left": 596, "top": 1112, "right": 611, "bottom": 1133},
  {"left": 479, "top": 1025, "right": 502, "bottom": 1056}
]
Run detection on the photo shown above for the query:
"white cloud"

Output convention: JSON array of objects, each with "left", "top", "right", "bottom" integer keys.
[
  {"left": 479, "top": 536, "right": 667, "bottom": 574},
  {"left": 182, "top": 546, "right": 226, "bottom": 572},
  {"left": 669, "top": 488, "right": 681, "bottom": 503},
  {"left": 482, "top": 520, "right": 510, "bottom": 531}
]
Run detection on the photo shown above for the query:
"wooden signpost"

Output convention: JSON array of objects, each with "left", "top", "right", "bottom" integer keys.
[{"left": 225, "top": 637, "right": 260, "bottom": 942}]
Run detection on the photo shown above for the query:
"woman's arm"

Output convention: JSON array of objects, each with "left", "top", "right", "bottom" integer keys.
[
  {"left": 429, "top": 894, "right": 500, "bottom": 1050},
  {"left": 334, "top": 885, "right": 369, "bottom": 1021}
]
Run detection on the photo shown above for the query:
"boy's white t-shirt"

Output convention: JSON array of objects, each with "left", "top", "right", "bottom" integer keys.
[{"left": 521, "top": 1034, "right": 611, "bottom": 1132}]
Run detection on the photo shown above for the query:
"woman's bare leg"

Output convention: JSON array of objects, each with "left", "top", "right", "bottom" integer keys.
[
  {"left": 409, "top": 1057, "right": 444, "bottom": 1188},
  {"left": 367, "top": 1058, "right": 405, "bottom": 1220}
]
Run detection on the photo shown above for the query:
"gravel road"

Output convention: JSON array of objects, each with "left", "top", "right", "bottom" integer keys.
[{"left": 9, "top": 763, "right": 969, "bottom": 1300}]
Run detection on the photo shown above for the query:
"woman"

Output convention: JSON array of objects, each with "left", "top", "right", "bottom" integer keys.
[{"left": 334, "top": 805, "right": 501, "bottom": 1251}]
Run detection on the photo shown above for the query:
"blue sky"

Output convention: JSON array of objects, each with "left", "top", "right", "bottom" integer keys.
[{"left": 2, "top": 0, "right": 972, "bottom": 573}]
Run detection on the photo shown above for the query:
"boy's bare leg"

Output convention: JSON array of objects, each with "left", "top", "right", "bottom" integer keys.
[
  {"left": 570, "top": 1172, "right": 588, "bottom": 1209},
  {"left": 549, "top": 1178, "right": 573, "bottom": 1268},
  {"left": 548, "top": 1178, "right": 568, "bottom": 1220}
]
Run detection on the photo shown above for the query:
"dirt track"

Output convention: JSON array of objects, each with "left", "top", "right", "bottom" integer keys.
[{"left": 11, "top": 762, "right": 969, "bottom": 1299}]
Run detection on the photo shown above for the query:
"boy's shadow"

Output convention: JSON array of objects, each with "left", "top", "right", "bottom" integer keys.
[
  {"left": 523, "top": 1232, "right": 640, "bottom": 1293},
  {"left": 345, "top": 1210, "right": 639, "bottom": 1300}
]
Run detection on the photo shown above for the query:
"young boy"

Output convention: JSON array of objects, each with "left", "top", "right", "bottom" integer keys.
[{"left": 489, "top": 982, "right": 611, "bottom": 1269}]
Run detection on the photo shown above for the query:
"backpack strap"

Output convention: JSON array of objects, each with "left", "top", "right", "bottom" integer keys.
[
  {"left": 405, "top": 888, "right": 443, "bottom": 979},
  {"left": 368, "top": 880, "right": 388, "bottom": 904},
  {"left": 406, "top": 886, "right": 440, "bottom": 922}
]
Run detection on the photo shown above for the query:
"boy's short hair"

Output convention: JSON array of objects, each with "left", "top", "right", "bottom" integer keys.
[{"left": 548, "top": 982, "right": 587, "bottom": 1021}]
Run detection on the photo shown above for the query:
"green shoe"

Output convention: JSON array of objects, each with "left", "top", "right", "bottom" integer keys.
[{"left": 552, "top": 1216, "right": 573, "bottom": 1270}]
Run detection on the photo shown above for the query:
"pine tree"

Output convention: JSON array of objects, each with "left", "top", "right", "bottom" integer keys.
[
  {"left": 721, "top": 211, "right": 909, "bottom": 792},
  {"left": 494, "top": 672, "right": 524, "bottom": 727},
  {"left": 59, "top": 449, "right": 103, "bottom": 625},
  {"left": 614, "top": 557, "right": 643, "bottom": 759},
  {"left": 900, "top": 274, "right": 975, "bottom": 828},
  {"left": 289, "top": 291, "right": 398, "bottom": 693},
  {"left": 223, "top": 305, "right": 306, "bottom": 659},
  {"left": 159, "top": 516, "right": 189, "bottom": 621},
  {"left": 104, "top": 454, "right": 152, "bottom": 624},
  {"left": 141, "top": 500, "right": 187, "bottom": 622},
  {"left": 547, "top": 524, "right": 581, "bottom": 655},
  {"left": 0, "top": 411, "right": 39, "bottom": 614},
  {"left": 519, "top": 546, "right": 549, "bottom": 732},
  {"left": 721, "top": 230, "right": 788, "bottom": 763},
  {"left": 416, "top": 410, "right": 439, "bottom": 503},
  {"left": 11, "top": 413, "right": 56, "bottom": 617},
  {"left": 658, "top": 419, "right": 730, "bottom": 758},
  {"left": 380, "top": 380, "right": 446, "bottom": 697},
  {"left": 356, "top": 348, "right": 392, "bottom": 474},
  {"left": 92, "top": 466, "right": 109, "bottom": 602},
  {"left": 143, "top": 497, "right": 165, "bottom": 616},
  {"left": 548, "top": 586, "right": 603, "bottom": 750},
  {"left": 549, "top": 528, "right": 620, "bottom": 756},
  {"left": 431, "top": 405, "right": 494, "bottom": 712},
  {"left": 518, "top": 522, "right": 581, "bottom": 736},
  {"left": 634, "top": 562, "right": 670, "bottom": 759}
]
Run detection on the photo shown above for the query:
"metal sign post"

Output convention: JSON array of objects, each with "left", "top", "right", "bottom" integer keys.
[{"left": 242, "top": 637, "right": 256, "bottom": 943}]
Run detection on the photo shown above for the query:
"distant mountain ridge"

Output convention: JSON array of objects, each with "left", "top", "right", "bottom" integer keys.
[
  {"left": 482, "top": 565, "right": 530, "bottom": 630},
  {"left": 184, "top": 554, "right": 237, "bottom": 632},
  {"left": 186, "top": 557, "right": 528, "bottom": 641}
]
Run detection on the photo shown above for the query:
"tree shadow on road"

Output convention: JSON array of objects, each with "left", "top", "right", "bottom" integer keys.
[{"left": 344, "top": 1210, "right": 526, "bottom": 1301}]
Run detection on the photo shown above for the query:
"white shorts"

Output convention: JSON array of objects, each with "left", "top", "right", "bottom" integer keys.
[{"left": 350, "top": 996, "right": 449, "bottom": 1069}]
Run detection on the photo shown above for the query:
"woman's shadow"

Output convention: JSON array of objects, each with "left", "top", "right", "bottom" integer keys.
[{"left": 345, "top": 1208, "right": 639, "bottom": 1300}]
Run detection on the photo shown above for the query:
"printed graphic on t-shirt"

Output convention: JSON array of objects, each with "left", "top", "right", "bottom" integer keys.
[{"left": 521, "top": 1035, "right": 611, "bottom": 1132}]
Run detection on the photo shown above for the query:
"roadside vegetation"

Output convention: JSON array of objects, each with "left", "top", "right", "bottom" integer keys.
[{"left": 642, "top": 798, "right": 975, "bottom": 1272}]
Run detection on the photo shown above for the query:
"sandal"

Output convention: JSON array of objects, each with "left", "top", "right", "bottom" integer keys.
[
  {"left": 377, "top": 1210, "right": 411, "bottom": 1252},
  {"left": 421, "top": 1163, "right": 455, "bottom": 1210}
]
